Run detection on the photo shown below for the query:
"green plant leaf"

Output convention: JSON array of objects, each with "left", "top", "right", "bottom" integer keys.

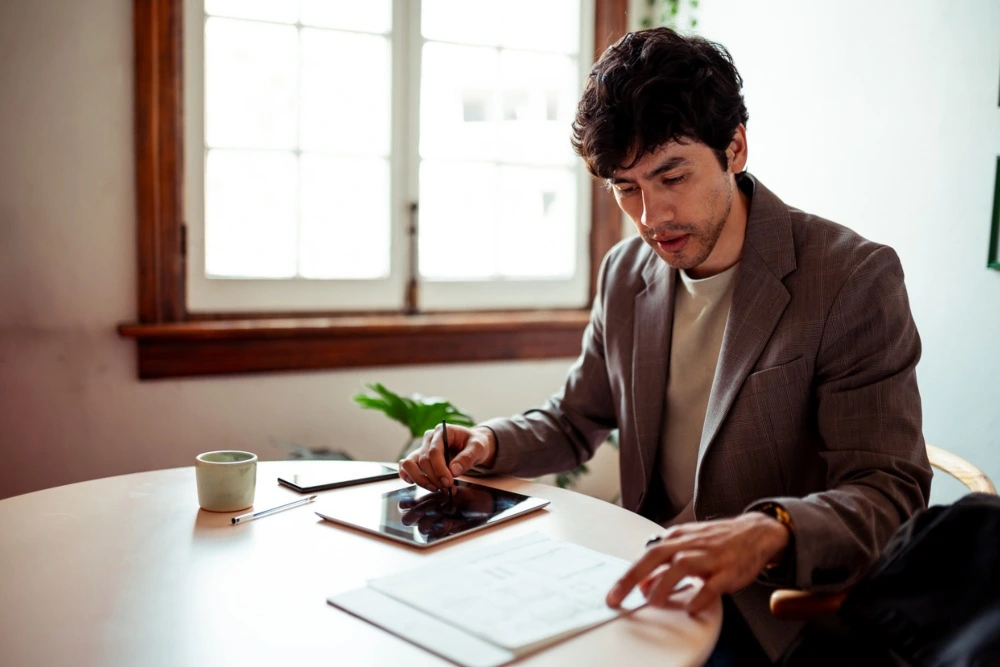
[
  {"left": 555, "top": 463, "right": 590, "bottom": 489},
  {"left": 407, "top": 396, "right": 475, "bottom": 437},
  {"left": 351, "top": 383, "right": 411, "bottom": 429},
  {"left": 407, "top": 400, "right": 438, "bottom": 437},
  {"left": 353, "top": 384, "right": 474, "bottom": 437}
]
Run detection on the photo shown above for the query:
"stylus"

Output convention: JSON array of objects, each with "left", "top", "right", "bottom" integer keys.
[
  {"left": 231, "top": 495, "right": 318, "bottom": 525},
  {"left": 441, "top": 419, "right": 454, "bottom": 497}
]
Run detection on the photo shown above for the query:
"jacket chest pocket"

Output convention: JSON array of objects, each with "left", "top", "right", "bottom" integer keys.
[
  {"left": 742, "top": 356, "right": 809, "bottom": 398},
  {"left": 741, "top": 358, "right": 811, "bottom": 444},
  {"left": 713, "top": 358, "right": 812, "bottom": 491}
]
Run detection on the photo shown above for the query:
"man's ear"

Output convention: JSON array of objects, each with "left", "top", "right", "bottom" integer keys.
[{"left": 727, "top": 124, "right": 748, "bottom": 173}]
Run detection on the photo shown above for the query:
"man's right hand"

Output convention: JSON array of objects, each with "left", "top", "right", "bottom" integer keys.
[{"left": 398, "top": 424, "right": 497, "bottom": 493}]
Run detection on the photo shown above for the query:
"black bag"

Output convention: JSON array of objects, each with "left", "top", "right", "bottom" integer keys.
[{"left": 781, "top": 493, "right": 1000, "bottom": 667}]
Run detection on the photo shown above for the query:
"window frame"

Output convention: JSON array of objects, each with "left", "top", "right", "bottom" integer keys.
[{"left": 120, "top": 0, "right": 627, "bottom": 380}]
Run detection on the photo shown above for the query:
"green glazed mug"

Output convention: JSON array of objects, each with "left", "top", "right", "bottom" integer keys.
[{"left": 195, "top": 450, "right": 257, "bottom": 512}]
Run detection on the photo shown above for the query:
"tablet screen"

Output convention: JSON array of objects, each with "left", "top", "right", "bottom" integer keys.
[{"left": 315, "top": 480, "right": 550, "bottom": 547}]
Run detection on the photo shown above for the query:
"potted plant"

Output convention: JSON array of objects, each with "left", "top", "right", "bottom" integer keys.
[{"left": 352, "top": 383, "right": 476, "bottom": 460}]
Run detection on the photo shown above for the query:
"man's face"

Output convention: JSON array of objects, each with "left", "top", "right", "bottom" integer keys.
[{"left": 609, "top": 138, "right": 738, "bottom": 275}]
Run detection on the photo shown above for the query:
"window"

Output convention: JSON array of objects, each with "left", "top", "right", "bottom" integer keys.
[
  {"left": 121, "top": 0, "right": 627, "bottom": 378},
  {"left": 188, "top": 0, "right": 401, "bottom": 312},
  {"left": 189, "top": 0, "right": 592, "bottom": 312}
]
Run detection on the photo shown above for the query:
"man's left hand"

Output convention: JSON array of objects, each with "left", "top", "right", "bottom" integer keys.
[{"left": 606, "top": 512, "right": 790, "bottom": 614}]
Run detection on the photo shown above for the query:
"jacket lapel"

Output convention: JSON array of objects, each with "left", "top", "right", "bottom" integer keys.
[
  {"left": 695, "top": 177, "right": 797, "bottom": 483},
  {"left": 631, "top": 252, "right": 675, "bottom": 496}
]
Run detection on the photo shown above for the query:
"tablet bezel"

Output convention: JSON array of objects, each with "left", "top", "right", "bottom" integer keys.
[{"left": 314, "top": 480, "right": 550, "bottom": 548}]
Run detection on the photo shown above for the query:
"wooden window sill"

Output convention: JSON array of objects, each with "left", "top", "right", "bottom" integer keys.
[{"left": 118, "top": 310, "right": 589, "bottom": 379}]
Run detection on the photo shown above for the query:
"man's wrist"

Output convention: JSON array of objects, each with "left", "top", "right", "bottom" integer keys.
[{"left": 755, "top": 502, "right": 794, "bottom": 571}]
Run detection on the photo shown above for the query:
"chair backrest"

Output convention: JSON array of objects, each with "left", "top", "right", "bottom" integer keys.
[
  {"left": 769, "top": 443, "right": 996, "bottom": 622},
  {"left": 926, "top": 443, "right": 997, "bottom": 495}
]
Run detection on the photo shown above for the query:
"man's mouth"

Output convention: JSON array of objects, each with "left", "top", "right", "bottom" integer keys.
[{"left": 652, "top": 234, "right": 690, "bottom": 253}]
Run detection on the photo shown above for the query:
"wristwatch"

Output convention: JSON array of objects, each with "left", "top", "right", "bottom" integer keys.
[{"left": 755, "top": 502, "right": 795, "bottom": 572}]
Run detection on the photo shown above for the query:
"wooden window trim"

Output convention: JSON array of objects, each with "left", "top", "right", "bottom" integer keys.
[{"left": 120, "top": 0, "right": 628, "bottom": 380}]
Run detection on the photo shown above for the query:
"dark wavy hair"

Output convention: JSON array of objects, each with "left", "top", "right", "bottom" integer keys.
[{"left": 571, "top": 27, "right": 749, "bottom": 179}]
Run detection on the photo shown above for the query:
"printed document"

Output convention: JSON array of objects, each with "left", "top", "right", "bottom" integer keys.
[{"left": 329, "top": 532, "right": 646, "bottom": 667}]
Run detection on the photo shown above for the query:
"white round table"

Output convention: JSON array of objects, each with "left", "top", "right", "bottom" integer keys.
[{"left": 0, "top": 462, "right": 720, "bottom": 666}]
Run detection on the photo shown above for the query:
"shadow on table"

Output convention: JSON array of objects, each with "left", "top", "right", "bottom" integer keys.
[{"left": 191, "top": 507, "right": 256, "bottom": 545}]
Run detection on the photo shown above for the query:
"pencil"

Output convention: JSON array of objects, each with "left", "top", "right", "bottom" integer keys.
[{"left": 231, "top": 495, "right": 318, "bottom": 525}]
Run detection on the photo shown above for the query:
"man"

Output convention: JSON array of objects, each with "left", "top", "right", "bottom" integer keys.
[{"left": 399, "top": 27, "right": 931, "bottom": 663}]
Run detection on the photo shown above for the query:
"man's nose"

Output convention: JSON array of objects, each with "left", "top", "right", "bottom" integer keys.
[{"left": 640, "top": 191, "right": 672, "bottom": 228}]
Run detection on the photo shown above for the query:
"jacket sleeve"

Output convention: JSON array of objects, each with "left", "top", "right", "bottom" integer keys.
[
  {"left": 751, "top": 245, "right": 932, "bottom": 591},
  {"left": 472, "top": 250, "right": 620, "bottom": 479}
]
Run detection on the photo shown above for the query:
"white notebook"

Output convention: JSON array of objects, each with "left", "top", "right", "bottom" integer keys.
[{"left": 328, "top": 532, "right": 647, "bottom": 667}]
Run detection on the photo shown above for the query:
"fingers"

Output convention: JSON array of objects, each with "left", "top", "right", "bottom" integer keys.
[
  {"left": 607, "top": 526, "right": 722, "bottom": 609},
  {"left": 685, "top": 576, "right": 721, "bottom": 615},
  {"left": 399, "top": 425, "right": 481, "bottom": 492},
  {"left": 607, "top": 517, "right": 778, "bottom": 613},
  {"left": 643, "top": 551, "right": 710, "bottom": 607},
  {"left": 399, "top": 452, "right": 435, "bottom": 491},
  {"left": 398, "top": 439, "right": 437, "bottom": 492},
  {"left": 418, "top": 428, "right": 449, "bottom": 491},
  {"left": 607, "top": 545, "right": 674, "bottom": 607},
  {"left": 428, "top": 426, "right": 456, "bottom": 491},
  {"left": 447, "top": 437, "right": 486, "bottom": 478},
  {"left": 398, "top": 465, "right": 413, "bottom": 484}
]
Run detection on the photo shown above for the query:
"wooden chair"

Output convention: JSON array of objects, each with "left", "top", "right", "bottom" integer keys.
[{"left": 769, "top": 444, "right": 997, "bottom": 621}]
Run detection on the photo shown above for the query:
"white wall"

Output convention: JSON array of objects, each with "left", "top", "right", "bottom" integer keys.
[
  {"left": 1, "top": 0, "right": 998, "bottom": 501},
  {"left": 696, "top": 0, "right": 1000, "bottom": 495}
]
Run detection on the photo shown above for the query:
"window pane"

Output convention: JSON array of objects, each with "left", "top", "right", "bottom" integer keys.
[
  {"left": 205, "top": 149, "right": 297, "bottom": 278},
  {"left": 494, "top": 166, "right": 577, "bottom": 278},
  {"left": 422, "top": 0, "right": 578, "bottom": 53},
  {"left": 495, "top": 0, "right": 579, "bottom": 53},
  {"left": 499, "top": 51, "right": 579, "bottom": 165},
  {"left": 205, "top": 0, "right": 296, "bottom": 23},
  {"left": 419, "top": 162, "right": 577, "bottom": 280},
  {"left": 205, "top": 18, "right": 297, "bottom": 149},
  {"left": 299, "top": 155, "right": 391, "bottom": 279},
  {"left": 419, "top": 161, "right": 499, "bottom": 279},
  {"left": 420, "top": 43, "right": 498, "bottom": 161},
  {"left": 301, "top": 29, "right": 391, "bottom": 156},
  {"left": 300, "top": 0, "right": 391, "bottom": 33},
  {"left": 421, "top": 0, "right": 499, "bottom": 47}
]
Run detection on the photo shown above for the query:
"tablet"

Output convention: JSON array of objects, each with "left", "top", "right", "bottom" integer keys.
[
  {"left": 277, "top": 461, "right": 398, "bottom": 493},
  {"left": 314, "top": 480, "right": 550, "bottom": 548}
]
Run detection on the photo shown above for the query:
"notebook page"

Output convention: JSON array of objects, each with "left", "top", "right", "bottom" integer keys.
[{"left": 367, "top": 532, "right": 647, "bottom": 653}]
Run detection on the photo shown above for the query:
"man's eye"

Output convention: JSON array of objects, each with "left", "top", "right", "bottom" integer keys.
[
  {"left": 663, "top": 175, "right": 686, "bottom": 185},
  {"left": 616, "top": 186, "right": 638, "bottom": 196}
]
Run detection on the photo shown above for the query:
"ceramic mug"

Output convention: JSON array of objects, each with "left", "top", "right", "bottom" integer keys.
[{"left": 195, "top": 450, "right": 258, "bottom": 512}]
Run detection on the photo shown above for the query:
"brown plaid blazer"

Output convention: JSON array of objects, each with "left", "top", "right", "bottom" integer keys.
[{"left": 481, "top": 173, "right": 931, "bottom": 661}]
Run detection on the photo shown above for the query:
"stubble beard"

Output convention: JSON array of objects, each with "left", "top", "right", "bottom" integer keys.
[{"left": 648, "top": 184, "right": 732, "bottom": 271}]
